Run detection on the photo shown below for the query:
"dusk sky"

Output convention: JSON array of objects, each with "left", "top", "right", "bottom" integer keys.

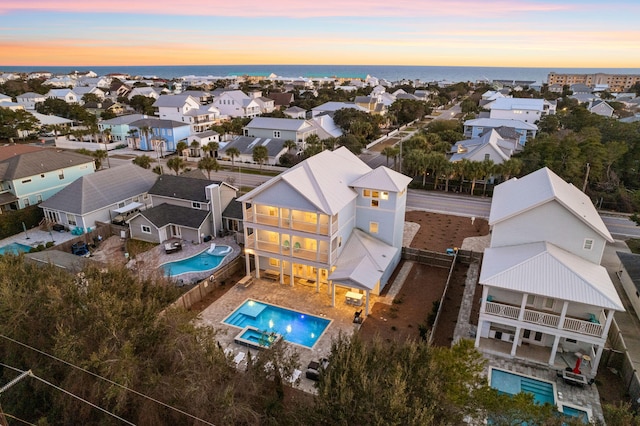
[{"left": 1, "top": 0, "right": 639, "bottom": 67}]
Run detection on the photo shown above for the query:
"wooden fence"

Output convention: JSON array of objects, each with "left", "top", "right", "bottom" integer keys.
[
  {"left": 401, "top": 247, "right": 455, "bottom": 269},
  {"left": 606, "top": 318, "right": 640, "bottom": 405},
  {"left": 168, "top": 256, "right": 243, "bottom": 311},
  {"left": 48, "top": 224, "right": 113, "bottom": 255}
]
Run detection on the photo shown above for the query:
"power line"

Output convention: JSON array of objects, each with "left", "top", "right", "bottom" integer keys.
[
  {"left": 2, "top": 411, "right": 37, "bottom": 426},
  {"left": 0, "top": 334, "right": 216, "bottom": 426},
  {"left": 0, "top": 363, "right": 134, "bottom": 426}
]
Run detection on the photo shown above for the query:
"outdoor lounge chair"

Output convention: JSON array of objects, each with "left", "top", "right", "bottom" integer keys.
[{"left": 233, "top": 351, "right": 246, "bottom": 367}]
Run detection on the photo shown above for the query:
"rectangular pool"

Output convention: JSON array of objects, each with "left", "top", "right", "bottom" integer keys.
[
  {"left": 223, "top": 299, "right": 331, "bottom": 349},
  {"left": 0, "top": 242, "right": 32, "bottom": 256},
  {"left": 489, "top": 367, "right": 556, "bottom": 406}
]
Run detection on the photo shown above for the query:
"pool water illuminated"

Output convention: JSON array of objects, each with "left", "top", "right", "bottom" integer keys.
[
  {"left": 0, "top": 242, "right": 32, "bottom": 256},
  {"left": 161, "top": 245, "right": 232, "bottom": 276},
  {"left": 489, "top": 368, "right": 556, "bottom": 406},
  {"left": 223, "top": 299, "right": 331, "bottom": 348}
]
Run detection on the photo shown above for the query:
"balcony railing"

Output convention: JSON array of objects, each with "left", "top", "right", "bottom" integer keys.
[
  {"left": 249, "top": 212, "right": 332, "bottom": 236},
  {"left": 245, "top": 234, "right": 330, "bottom": 263},
  {"left": 484, "top": 301, "right": 604, "bottom": 338}
]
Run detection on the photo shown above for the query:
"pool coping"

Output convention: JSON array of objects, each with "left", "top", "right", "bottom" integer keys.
[
  {"left": 221, "top": 298, "right": 334, "bottom": 350},
  {"left": 488, "top": 366, "right": 558, "bottom": 407},
  {"left": 558, "top": 401, "right": 592, "bottom": 422},
  {"left": 159, "top": 245, "right": 233, "bottom": 280}
]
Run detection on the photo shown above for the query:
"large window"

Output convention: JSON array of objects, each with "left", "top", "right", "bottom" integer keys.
[
  {"left": 369, "top": 222, "right": 379, "bottom": 234},
  {"left": 141, "top": 225, "right": 151, "bottom": 234}
]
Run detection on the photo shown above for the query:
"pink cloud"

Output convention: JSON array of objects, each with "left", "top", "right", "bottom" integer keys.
[{"left": 1, "top": 0, "right": 572, "bottom": 18}]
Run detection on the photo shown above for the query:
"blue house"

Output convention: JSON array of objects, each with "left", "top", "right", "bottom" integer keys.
[
  {"left": 463, "top": 118, "right": 538, "bottom": 146},
  {"left": 0, "top": 146, "right": 95, "bottom": 213},
  {"left": 98, "top": 114, "right": 148, "bottom": 144},
  {"left": 128, "top": 118, "right": 191, "bottom": 155}
]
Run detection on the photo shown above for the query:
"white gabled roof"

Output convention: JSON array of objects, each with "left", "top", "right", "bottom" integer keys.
[
  {"left": 463, "top": 118, "right": 538, "bottom": 131},
  {"left": 489, "top": 167, "right": 612, "bottom": 242},
  {"left": 329, "top": 228, "right": 398, "bottom": 291},
  {"left": 238, "top": 147, "right": 371, "bottom": 215},
  {"left": 350, "top": 166, "right": 412, "bottom": 192},
  {"left": 489, "top": 97, "right": 544, "bottom": 112},
  {"left": 480, "top": 242, "right": 623, "bottom": 310},
  {"left": 245, "top": 117, "right": 311, "bottom": 132}
]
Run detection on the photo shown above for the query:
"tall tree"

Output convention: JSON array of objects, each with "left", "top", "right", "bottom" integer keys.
[
  {"left": 197, "top": 156, "right": 220, "bottom": 180},
  {"left": 226, "top": 147, "right": 240, "bottom": 167},
  {"left": 252, "top": 145, "right": 269, "bottom": 169},
  {"left": 166, "top": 156, "right": 186, "bottom": 175},
  {"left": 176, "top": 141, "right": 188, "bottom": 157}
]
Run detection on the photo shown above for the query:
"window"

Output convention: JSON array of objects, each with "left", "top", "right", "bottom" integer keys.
[
  {"left": 141, "top": 225, "right": 151, "bottom": 234},
  {"left": 583, "top": 238, "right": 594, "bottom": 250},
  {"left": 371, "top": 199, "right": 379, "bottom": 207},
  {"left": 484, "top": 154, "right": 490, "bottom": 160},
  {"left": 273, "top": 131, "right": 281, "bottom": 138},
  {"left": 543, "top": 298, "right": 555, "bottom": 310},
  {"left": 363, "top": 189, "right": 371, "bottom": 197},
  {"left": 369, "top": 222, "right": 379, "bottom": 234},
  {"left": 380, "top": 191, "right": 389, "bottom": 200},
  {"left": 118, "top": 202, "right": 125, "bottom": 208},
  {"left": 192, "top": 202, "right": 201, "bottom": 209},
  {"left": 68, "top": 214, "right": 76, "bottom": 226},
  {"left": 526, "top": 294, "right": 535, "bottom": 306},
  {"left": 23, "top": 198, "right": 30, "bottom": 207},
  {"left": 372, "top": 191, "right": 379, "bottom": 198},
  {"left": 58, "top": 170, "right": 64, "bottom": 180},
  {"left": 36, "top": 194, "right": 43, "bottom": 203},
  {"left": 338, "top": 236, "right": 342, "bottom": 247},
  {"left": 269, "top": 258, "right": 279, "bottom": 267}
]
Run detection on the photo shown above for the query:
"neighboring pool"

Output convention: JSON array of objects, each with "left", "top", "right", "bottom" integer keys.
[
  {"left": 489, "top": 368, "right": 556, "bottom": 406},
  {"left": 223, "top": 299, "right": 331, "bottom": 349},
  {"left": 0, "top": 242, "right": 32, "bottom": 256},
  {"left": 161, "top": 245, "right": 232, "bottom": 276},
  {"left": 560, "top": 404, "right": 590, "bottom": 424}
]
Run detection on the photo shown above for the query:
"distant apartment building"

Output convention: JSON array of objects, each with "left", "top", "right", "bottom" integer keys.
[{"left": 547, "top": 72, "right": 640, "bottom": 93}]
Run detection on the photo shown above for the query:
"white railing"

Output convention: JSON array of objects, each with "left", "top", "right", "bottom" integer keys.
[
  {"left": 562, "top": 317, "right": 603, "bottom": 337},
  {"left": 485, "top": 301, "right": 519, "bottom": 320},
  {"left": 523, "top": 309, "right": 560, "bottom": 327}
]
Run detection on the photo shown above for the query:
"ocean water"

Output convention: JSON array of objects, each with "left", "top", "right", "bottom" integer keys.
[{"left": 3, "top": 64, "right": 640, "bottom": 84}]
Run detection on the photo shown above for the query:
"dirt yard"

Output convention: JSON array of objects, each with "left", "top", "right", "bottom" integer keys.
[{"left": 359, "top": 212, "right": 489, "bottom": 345}]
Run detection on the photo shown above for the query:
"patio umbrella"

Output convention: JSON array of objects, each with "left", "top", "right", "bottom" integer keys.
[{"left": 573, "top": 352, "right": 583, "bottom": 374}]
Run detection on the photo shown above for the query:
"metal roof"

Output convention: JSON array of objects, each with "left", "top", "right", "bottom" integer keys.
[
  {"left": 480, "top": 241, "right": 623, "bottom": 310},
  {"left": 489, "top": 167, "right": 612, "bottom": 242}
]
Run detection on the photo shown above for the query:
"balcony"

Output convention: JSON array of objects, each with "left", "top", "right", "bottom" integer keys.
[
  {"left": 246, "top": 234, "right": 330, "bottom": 264},
  {"left": 246, "top": 210, "right": 335, "bottom": 236},
  {"left": 484, "top": 301, "right": 603, "bottom": 338}
]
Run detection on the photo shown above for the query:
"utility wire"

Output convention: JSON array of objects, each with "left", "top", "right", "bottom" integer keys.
[
  {"left": 2, "top": 411, "right": 37, "bottom": 426},
  {"left": 0, "top": 363, "right": 134, "bottom": 426},
  {"left": 0, "top": 334, "right": 216, "bottom": 426}
]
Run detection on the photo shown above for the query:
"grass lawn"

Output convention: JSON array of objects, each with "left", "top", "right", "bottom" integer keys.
[{"left": 626, "top": 239, "right": 640, "bottom": 254}]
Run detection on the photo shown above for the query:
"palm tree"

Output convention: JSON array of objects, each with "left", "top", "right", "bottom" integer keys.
[
  {"left": 442, "top": 160, "right": 454, "bottom": 192},
  {"left": 166, "top": 156, "right": 186, "bottom": 175},
  {"left": 139, "top": 126, "right": 152, "bottom": 151},
  {"left": 190, "top": 140, "right": 201, "bottom": 157},
  {"left": 197, "top": 156, "right": 220, "bottom": 180},
  {"left": 404, "top": 149, "right": 429, "bottom": 186},
  {"left": 176, "top": 141, "right": 188, "bottom": 157},
  {"left": 127, "top": 129, "right": 139, "bottom": 149},
  {"left": 92, "top": 149, "right": 108, "bottom": 170},
  {"left": 497, "top": 158, "right": 523, "bottom": 182},
  {"left": 381, "top": 146, "right": 396, "bottom": 167},
  {"left": 226, "top": 147, "right": 240, "bottom": 167},
  {"left": 283, "top": 139, "right": 297, "bottom": 153},
  {"left": 202, "top": 141, "right": 219, "bottom": 158},
  {"left": 467, "top": 161, "right": 485, "bottom": 195},
  {"left": 253, "top": 145, "right": 269, "bottom": 169},
  {"left": 426, "top": 152, "right": 449, "bottom": 190},
  {"left": 480, "top": 158, "right": 496, "bottom": 196},
  {"left": 456, "top": 159, "right": 471, "bottom": 193},
  {"left": 101, "top": 128, "right": 112, "bottom": 168}
]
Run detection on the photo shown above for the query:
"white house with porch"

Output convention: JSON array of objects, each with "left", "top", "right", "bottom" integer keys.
[
  {"left": 475, "top": 167, "right": 624, "bottom": 377},
  {"left": 238, "top": 147, "right": 411, "bottom": 316}
]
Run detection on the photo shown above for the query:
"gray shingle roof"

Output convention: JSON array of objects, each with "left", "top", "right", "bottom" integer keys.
[
  {"left": 129, "top": 118, "right": 190, "bottom": 129},
  {"left": 245, "top": 117, "right": 309, "bottom": 132},
  {"left": 222, "top": 198, "right": 243, "bottom": 220},
  {"left": 0, "top": 150, "right": 94, "bottom": 180},
  {"left": 149, "top": 174, "right": 218, "bottom": 202},
  {"left": 100, "top": 114, "right": 147, "bottom": 126},
  {"left": 152, "top": 94, "right": 199, "bottom": 108},
  {"left": 220, "top": 136, "right": 287, "bottom": 157},
  {"left": 40, "top": 164, "right": 158, "bottom": 215},
  {"left": 140, "top": 203, "right": 210, "bottom": 228}
]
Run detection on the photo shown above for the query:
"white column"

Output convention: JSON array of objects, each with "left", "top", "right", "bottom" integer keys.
[
  {"left": 602, "top": 309, "right": 615, "bottom": 339},
  {"left": 281, "top": 263, "right": 286, "bottom": 286},
  {"left": 316, "top": 268, "right": 320, "bottom": 293},
  {"left": 365, "top": 290, "right": 370, "bottom": 316},
  {"left": 244, "top": 250, "right": 251, "bottom": 276},
  {"left": 289, "top": 262, "right": 294, "bottom": 287},
  {"left": 479, "top": 286, "right": 489, "bottom": 314},
  {"left": 549, "top": 335, "right": 561, "bottom": 366},
  {"left": 255, "top": 256, "right": 261, "bottom": 279},
  {"left": 475, "top": 319, "right": 483, "bottom": 347},
  {"left": 591, "top": 345, "right": 605, "bottom": 376},
  {"left": 518, "top": 293, "right": 528, "bottom": 321},
  {"left": 558, "top": 301, "right": 569, "bottom": 330},
  {"left": 331, "top": 281, "right": 335, "bottom": 307},
  {"left": 510, "top": 326, "right": 521, "bottom": 356}
]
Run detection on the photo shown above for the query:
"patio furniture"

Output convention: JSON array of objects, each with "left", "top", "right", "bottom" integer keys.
[
  {"left": 346, "top": 291, "right": 363, "bottom": 306},
  {"left": 237, "top": 275, "right": 254, "bottom": 288},
  {"left": 263, "top": 269, "right": 280, "bottom": 281},
  {"left": 164, "top": 242, "right": 182, "bottom": 254},
  {"left": 562, "top": 370, "right": 588, "bottom": 387},
  {"left": 305, "top": 358, "right": 329, "bottom": 381}
]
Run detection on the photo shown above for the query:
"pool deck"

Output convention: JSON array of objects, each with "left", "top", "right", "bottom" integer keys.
[
  {"left": 198, "top": 275, "right": 382, "bottom": 394},
  {"left": 0, "top": 228, "right": 78, "bottom": 250}
]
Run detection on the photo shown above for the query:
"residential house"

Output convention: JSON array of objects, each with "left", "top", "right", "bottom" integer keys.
[
  {"left": 238, "top": 147, "right": 412, "bottom": 315},
  {"left": 127, "top": 87, "right": 161, "bottom": 101},
  {"left": 153, "top": 94, "right": 221, "bottom": 133},
  {"left": 188, "top": 130, "right": 220, "bottom": 156},
  {"left": 283, "top": 106, "right": 307, "bottom": 119},
  {"left": 486, "top": 98, "right": 556, "bottom": 124},
  {"left": 268, "top": 92, "right": 295, "bottom": 109},
  {"left": 309, "top": 115, "right": 343, "bottom": 140},
  {"left": 311, "top": 102, "right": 368, "bottom": 117},
  {"left": 0, "top": 147, "right": 95, "bottom": 213},
  {"left": 222, "top": 198, "right": 243, "bottom": 237},
  {"left": 218, "top": 136, "right": 289, "bottom": 165},
  {"left": 43, "top": 75, "right": 76, "bottom": 88},
  {"left": 213, "top": 90, "right": 261, "bottom": 118},
  {"left": 40, "top": 164, "right": 157, "bottom": 231},
  {"left": 129, "top": 174, "right": 236, "bottom": 243},
  {"left": 46, "top": 88, "right": 79, "bottom": 104},
  {"left": 180, "top": 90, "right": 213, "bottom": 104},
  {"left": 128, "top": 118, "right": 191, "bottom": 154},
  {"left": 98, "top": 114, "right": 148, "bottom": 144},
  {"left": 252, "top": 95, "right": 276, "bottom": 114},
  {"left": 83, "top": 100, "right": 124, "bottom": 118},
  {"left": 15, "top": 92, "right": 47, "bottom": 110},
  {"left": 548, "top": 84, "right": 564, "bottom": 94},
  {"left": 463, "top": 118, "right": 538, "bottom": 145},
  {"left": 28, "top": 111, "right": 74, "bottom": 135},
  {"left": 475, "top": 167, "right": 624, "bottom": 377},
  {"left": 449, "top": 129, "right": 520, "bottom": 165},
  {"left": 588, "top": 100, "right": 615, "bottom": 118},
  {"left": 354, "top": 95, "right": 386, "bottom": 115},
  {"left": 243, "top": 117, "right": 317, "bottom": 146}
]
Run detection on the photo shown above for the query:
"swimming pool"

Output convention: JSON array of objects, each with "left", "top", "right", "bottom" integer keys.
[
  {"left": 161, "top": 245, "right": 232, "bottom": 276},
  {"left": 489, "top": 368, "right": 556, "bottom": 406},
  {"left": 560, "top": 404, "right": 590, "bottom": 424},
  {"left": 0, "top": 242, "right": 32, "bottom": 255},
  {"left": 223, "top": 299, "right": 331, "bottom": 349}
]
